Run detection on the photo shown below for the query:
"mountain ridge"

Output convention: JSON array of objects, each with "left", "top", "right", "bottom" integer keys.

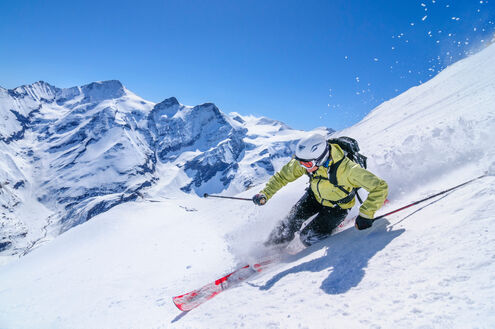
[{"left": 0, "top": 80, "right": 329, "bottom": 259}]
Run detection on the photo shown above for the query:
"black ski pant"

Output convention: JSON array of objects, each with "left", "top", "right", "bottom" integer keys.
[{"left": 265, "top": 189, "right": 349, "bottom": 247}]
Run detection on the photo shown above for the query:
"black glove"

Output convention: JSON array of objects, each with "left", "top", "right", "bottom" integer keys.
[
  {"left": 355, "top": 215, "right": 373, "bottom": 230},
  {"left": 252, "top": 193, "right": 267, "bottom": 206}
]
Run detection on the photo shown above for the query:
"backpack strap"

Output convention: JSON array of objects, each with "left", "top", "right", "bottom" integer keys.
[
  {"left": 325, "top": 149, "right": 364, "bottom": 204},
  {"left": 329, "top": 189, "right": 357, "bottom": 205},
  {"left": 327, "top": 157, "right": 346, "bottom": 194},
  {"left": 355, "top": 190, "right": 363, "bottom": 204},
  {"left": 309, "top": 173, "right": 360, "bottom": 205},
  {"left": 307, "top": 144, "right": 365, "bottom": 205}
]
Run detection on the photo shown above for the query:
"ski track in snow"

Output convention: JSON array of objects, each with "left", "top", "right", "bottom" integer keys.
[{"left": 1, "top": 46, "right": 495, "bottom": 329}]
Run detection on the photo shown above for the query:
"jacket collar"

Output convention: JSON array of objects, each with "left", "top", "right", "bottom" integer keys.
[{"left": 327, "top": 143, "right": 345, "bottom": 166}]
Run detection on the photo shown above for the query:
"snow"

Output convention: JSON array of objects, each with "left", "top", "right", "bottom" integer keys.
[{"left": 1, "top": 45, "right": 495, "bottom": 328}]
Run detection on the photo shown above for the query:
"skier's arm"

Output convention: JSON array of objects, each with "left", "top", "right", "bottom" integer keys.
[
  {"left": 345, "top": 164, "right": 388, "bottom": 219},
  {"left": 260, "top": 159, "right": 306, "bottom": 200}
]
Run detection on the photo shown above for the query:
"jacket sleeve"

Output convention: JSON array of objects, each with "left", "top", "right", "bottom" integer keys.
[
  {"left": 261, "top": 159, "right": 306, "bottom": 200},
  {"left": 345, "top": 163, "right": 388, "bottom": 219}
]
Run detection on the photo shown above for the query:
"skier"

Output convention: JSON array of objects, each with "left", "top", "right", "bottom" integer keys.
[{"left": 252, "top": 134, "right": 388, "bottom": 247}]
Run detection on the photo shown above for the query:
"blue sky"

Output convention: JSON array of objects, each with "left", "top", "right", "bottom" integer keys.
[{"left": 1, "top": 0, "right": 494, "bottom": 130}]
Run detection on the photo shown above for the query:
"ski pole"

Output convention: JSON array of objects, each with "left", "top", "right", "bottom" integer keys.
[
  {"left": 203, "top": 193, "right": 252, "bottom": 201},
  {"left": 374, "top": 174, "right": 487, "bottom": 220}
]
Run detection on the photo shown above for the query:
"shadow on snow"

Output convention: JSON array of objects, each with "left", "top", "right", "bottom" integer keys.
[{"left": 259, "top": 219, "right": 405, "bottom": 294}]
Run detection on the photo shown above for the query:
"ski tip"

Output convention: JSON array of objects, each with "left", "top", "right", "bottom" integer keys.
[{"left": 172, "top": 297, "right": 190, "bottom": 312}]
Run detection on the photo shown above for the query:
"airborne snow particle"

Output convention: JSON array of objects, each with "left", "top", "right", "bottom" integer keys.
[{"left": 422, "top": 16, "right": 428, "bottom": 21}]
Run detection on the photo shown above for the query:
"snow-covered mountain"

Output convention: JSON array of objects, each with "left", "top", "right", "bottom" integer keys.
[
  {"left": 0, "top": 80, "right": 329, "bottom": 259},
  {"left": 0, "top": 44, "right": 494, "bottom": 329}
]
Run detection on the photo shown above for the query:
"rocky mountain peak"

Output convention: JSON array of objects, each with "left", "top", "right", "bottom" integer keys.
[
  {"left": 79, "top": 80, "right": 126, "bottom": 102},
  {"left": 10, "top": 81, "right": 60, "bottom": 102}
]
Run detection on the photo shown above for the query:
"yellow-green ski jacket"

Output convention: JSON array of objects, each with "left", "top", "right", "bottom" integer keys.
[{"left": 260, "top": 143, "right": 388, "bottom": 219}]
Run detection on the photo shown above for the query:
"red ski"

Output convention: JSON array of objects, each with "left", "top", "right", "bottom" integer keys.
[
  {"left": 172, "top": 212, "right": 364, "bottom": 311},
  {"left": 172, "top": 215, "right": 358, "bottom": 311},
  {"left": 172, "top": 259, "right": 274, "bottom": 311}
]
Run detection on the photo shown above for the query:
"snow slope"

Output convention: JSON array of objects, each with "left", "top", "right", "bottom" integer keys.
[{"left": 0, "top": 44, "right": 494, "bottom": 329}]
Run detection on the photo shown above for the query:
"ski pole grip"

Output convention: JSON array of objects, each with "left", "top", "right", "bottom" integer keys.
[{"left": 203, "top": 193, "right": 209, "bottom": 198}]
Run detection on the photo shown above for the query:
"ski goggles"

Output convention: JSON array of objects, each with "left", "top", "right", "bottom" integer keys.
[{"left": 298, "top": 159, "right": 317, "bottom": 169}]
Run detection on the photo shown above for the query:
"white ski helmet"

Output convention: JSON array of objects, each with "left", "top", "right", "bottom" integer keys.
[{"left": 295, "top": 134, "right": 329, "bottom": 165}]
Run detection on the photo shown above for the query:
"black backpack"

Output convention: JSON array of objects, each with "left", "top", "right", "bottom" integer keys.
[
  {"left": 310, "top": 136, "right": 367, "bottom": 204},
  {"left": 327, "top": 136, "right": 367, "bottom": 170}
]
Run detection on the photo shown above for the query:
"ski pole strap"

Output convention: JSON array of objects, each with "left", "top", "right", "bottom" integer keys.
[{"left": 374, "top": 174, "right": 487, "bottom": 220}]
